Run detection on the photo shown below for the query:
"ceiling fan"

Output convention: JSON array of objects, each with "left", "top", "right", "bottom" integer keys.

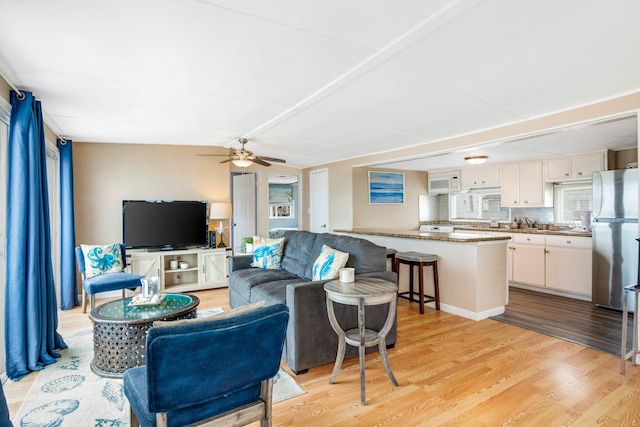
[{"left": 198, "top": 138, "right": 286, "bottom": 167}]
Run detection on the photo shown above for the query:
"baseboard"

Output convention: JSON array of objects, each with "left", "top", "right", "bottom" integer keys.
[
  {"left": 509, "top": 282, "right": 591, "bottom": 302},
  {"left": 440, "top": 303, "right": 505, "bottom": 321}
]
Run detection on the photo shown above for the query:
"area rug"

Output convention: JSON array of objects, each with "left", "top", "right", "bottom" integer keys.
[{"left": 13, "top": 321, "right": 305, "bottom": 426}]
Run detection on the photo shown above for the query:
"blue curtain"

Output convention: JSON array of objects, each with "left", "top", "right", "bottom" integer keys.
[
  {"left": 58, "top": 138, "right": 78, "bottom": 310},
  {"left": 5, "top": 90, "right": 66, "bottom": 380}
]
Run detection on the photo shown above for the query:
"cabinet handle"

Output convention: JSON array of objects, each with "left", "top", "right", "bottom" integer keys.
[
  {"left": 577, "top": 172, "right": 583, "bottom": 176},
  {"left": 565, "top": 173, "right": 570, "bottom": 176},
  {"left": 514, "top": 200, "right": 518, "bottom": 204},
  {"left": 566, "top": 240, "right": 571, "bottom": 244},
  {"left": 545, "top": 249, "right": 549, "bottom": 254},
  {"left": 524, "top": 200, "right": 528, "bottom": 204}
]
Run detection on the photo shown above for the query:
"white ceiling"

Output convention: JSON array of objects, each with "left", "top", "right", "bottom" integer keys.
[{"left": 0, "top": 0, "right": 638, "bottom": 169}]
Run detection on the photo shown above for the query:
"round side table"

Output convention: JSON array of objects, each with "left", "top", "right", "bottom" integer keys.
[{"left": 324, "top": 277, "right": 398, "bottom": 405}]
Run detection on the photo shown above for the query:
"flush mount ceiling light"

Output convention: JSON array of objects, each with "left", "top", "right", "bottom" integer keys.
[{"left": 464, "top": 155, "right": 489, "bottom": 165}]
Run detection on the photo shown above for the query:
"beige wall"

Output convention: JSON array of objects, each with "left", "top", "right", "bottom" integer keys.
[
  {"left": 352, "top": 168, "right": 427, "bottom": 229},
  {"left": 73, "top": 143, "right": 231, "bottom": 245}
]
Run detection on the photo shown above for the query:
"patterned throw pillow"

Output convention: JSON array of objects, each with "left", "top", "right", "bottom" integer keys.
[
  {"left": 252, "top": 237, "right": 285, "bottom": 269},
  {"left": 312, "top": 244, "right": 349, "bottom": 281},
  {"left": 81, "top": 244, "right": 125, "bottom": 278}
]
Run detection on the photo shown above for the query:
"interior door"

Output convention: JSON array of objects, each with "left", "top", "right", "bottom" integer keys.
[
  {"left": 232, "top": 173, "right": 256, "bottom": 253},
  {"left": 310, "top": 168, "right": 329, "bottom": 233}
]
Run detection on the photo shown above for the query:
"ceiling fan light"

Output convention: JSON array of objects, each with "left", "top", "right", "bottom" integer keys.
[
  {"left": 464, "top": 155, "right": 489, "bottom": 165},
  {"left": 232, "top": 159, "right": 253, "bottom": 168}
]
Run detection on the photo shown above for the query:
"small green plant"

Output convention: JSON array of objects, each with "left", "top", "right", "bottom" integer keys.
[{"left": 241, "top": 236, "right": 254, "bottom": 252}]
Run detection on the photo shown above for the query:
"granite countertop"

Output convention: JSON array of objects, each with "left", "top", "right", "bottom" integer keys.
[
  {"left": 335, "top": 228, "right": 511, "bottom": 243},
  {"left": 451, "top": 225, "right": 592, "bottom": 238}
]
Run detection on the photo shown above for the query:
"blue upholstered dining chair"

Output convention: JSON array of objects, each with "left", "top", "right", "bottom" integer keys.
[
  {"left": 75, "top": 244, "right": 144, "bottom": 312},
  {"left": 123, "top": 303, "right": 289, "bottom": 427}
]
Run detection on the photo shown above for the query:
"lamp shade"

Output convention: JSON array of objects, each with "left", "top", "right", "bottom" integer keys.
[
  {"left": 464, "top": 155, "right": 489, "bottom": 165},
  {"left": 209, "top": 202, "right": 232, "bottom": 220}
]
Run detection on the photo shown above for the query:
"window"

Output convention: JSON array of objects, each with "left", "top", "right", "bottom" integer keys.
[
  {"left": 449, "top": 189, "right": 509, "bottom": 221},
  {"left": 268, "top": 184, "right": 294, "bottom": 219},
  {"left": 554, "top": 182, "right": 592, "bottom": 224}
]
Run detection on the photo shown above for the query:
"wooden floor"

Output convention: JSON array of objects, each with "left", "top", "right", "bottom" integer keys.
[
  {"left": 493, "top": 287, "right": 633, "bottom": 356},
  {"left": 6, "top": 287, "right": 640, "bottom": 426}
]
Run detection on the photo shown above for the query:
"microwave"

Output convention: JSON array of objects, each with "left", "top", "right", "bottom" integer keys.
[{"left": 428, "top": 171, "right": 460, "bottom": 194}]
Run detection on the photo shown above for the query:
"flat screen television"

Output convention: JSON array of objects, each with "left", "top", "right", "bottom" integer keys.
[{"left": 123, "top": 200, "right": 208, "bottom": 250}]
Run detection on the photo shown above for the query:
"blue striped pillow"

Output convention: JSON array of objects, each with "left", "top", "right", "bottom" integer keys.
[{"left": 312, "top": 245, "right": 349, "bottom": 281}]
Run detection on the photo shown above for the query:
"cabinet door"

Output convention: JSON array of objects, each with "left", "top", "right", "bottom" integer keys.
[
  {"left": 461, "top": 168, "right": 479, "bottom": 189},
  {"left": 545, "top": 157, "right": 572, "bottom": 181},
  {"left": 511, "top": 243, "right": 545, "bottom": 286},
  {"left": 478, "top": 164, "right": 500, "bottom": 187},
  {"left": 128, "top": 255, "right": 161, "bottom": 278},
  {"left": 572, "top": 152, "right": 603, "bottom": 179},
  {"left": 545, "top": 246, "right": 591, "bottom": 295},
  {"left": 519, "top": 161, "right": 544, "bottom": 206},
  {"left": 199, "top": 251, "right": 228, "bottom": 288},
  {"left": 500, "top": 163, "right": 520, "bottom": 207}
]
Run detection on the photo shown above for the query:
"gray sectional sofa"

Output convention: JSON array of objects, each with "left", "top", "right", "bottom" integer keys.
[{"left": 228, "top": 230, "right": 397, "bottom": 374}]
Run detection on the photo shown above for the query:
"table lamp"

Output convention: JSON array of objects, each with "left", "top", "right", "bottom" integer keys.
[{"left": 209, "top": 202, "right": 232, "bottom": 248}]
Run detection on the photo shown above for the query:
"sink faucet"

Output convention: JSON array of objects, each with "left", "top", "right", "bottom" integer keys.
[{"left": 523, "top": 217, "right": 532, "bottom": 228}]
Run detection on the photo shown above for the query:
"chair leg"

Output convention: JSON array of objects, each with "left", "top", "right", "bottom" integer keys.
[
  {"left": 90, "top": 294, "right": 96, "bottom": 310},
  {"left": 418, "top": 261, "right": 425, "bottom": 315},
  {"left": 129, "top": 407, "right": 141, "bottom": 427},
  {"left": 82, "top": 290, "right": 87, "bottom": 313}
]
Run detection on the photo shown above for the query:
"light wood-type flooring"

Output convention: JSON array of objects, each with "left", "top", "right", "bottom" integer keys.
[{"left": 6, "top": 287, "right": 640, "bottom": 426}]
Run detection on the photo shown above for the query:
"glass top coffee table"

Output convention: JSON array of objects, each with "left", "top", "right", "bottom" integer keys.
[{"left": 89, "top": 293, "right": 199, "bottom": 377}]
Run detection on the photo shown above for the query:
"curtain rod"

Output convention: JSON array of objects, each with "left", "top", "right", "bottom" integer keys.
[{"left": 0, "top": 70, "right": 69, "bottom": 144}]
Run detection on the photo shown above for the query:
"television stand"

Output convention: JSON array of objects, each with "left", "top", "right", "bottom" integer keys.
[{"left": 126, "top": 247, "right": 232, "bottom": 293}]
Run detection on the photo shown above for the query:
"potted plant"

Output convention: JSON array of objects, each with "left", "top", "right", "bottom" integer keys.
[{"left": 241, "top": 237, "right": 254, "bottom": 253}]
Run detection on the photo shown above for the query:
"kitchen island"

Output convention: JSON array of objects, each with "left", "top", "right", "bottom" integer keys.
[{"left": 335, "top": 228, "right": 510, "bottom": 321}]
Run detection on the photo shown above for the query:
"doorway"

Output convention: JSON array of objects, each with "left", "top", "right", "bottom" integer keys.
[{"left": 267, "top": 172, "right": 300, "bottom": 238}]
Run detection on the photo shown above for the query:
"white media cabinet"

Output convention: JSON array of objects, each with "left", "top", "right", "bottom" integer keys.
[{"left": 126, "top": 247, "right": 231, "bottom": 293}]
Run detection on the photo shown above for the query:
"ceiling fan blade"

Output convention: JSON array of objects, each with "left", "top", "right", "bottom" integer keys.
[
  {"left": 256, "top": 156, "right": 286, "bottom": 163},
  {"left": 252, "top": 158, "right": 271, "bottom": 167},
  {"left": 219, "top": 158, "right": 234, "bottom": 164},
  {"left": 196, "top": 154, "right": 233, "bottom": 157}
]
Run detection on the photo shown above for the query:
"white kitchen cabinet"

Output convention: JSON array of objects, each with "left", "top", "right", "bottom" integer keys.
[
  {"left": 545, "top": 152, "right": 605, "bottom": 182},
  {"left": 544, "top": 236, "right": 592, "bottom": 296},
  {"left": 500, "top": 161, "right": 552, "bottom": 207},
  {"left": 127, "top": 247, "right": 229, "bottom": 293},
  {"left": 510, "top": 234, "right": 546, "bottom": 286},
  {"left": 461, "top": 165, "right": 501, "bottom": 189}
]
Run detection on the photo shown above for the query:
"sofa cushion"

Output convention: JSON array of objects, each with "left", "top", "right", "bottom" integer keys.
[
  {"left": 312, "top": 245, "right": 349, "bottom": 280},
  {"left": 251, "top": 237, "right": 284, "bottom": 269},
  {"left": 230, "top": 268, "right": 301, "bottom": 303},
  {"left": 280, "top": 230, "right": 317, "bottom": 278},
  {"left": 305, "top": 233, "right": 386, "bottom": 278}
]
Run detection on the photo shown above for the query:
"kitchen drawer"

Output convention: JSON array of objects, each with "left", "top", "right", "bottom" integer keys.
[
  {"left": 513, "top": 234, "right": 545, "bottom": 245},
  {"left": 545, "top": 235, "right": 591, "bottom": 249}
]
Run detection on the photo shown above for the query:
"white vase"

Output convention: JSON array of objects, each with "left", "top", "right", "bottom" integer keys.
[{"left": 245, "top": 243, "right": 253, "bottom": 253}]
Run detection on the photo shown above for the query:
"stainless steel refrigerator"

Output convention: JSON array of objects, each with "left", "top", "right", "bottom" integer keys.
[{"left": 592, "top": 169, "right": 639, "bottom": 310}]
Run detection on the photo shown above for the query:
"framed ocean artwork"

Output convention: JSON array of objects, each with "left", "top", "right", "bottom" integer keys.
[{"left": 368, "top": 171, "right": 405, "bottom": 204}]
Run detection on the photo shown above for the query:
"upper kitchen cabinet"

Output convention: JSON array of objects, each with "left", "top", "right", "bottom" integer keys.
[
  {"left": 461, "top": 165, "right": 500, "bottom": 190},
  {"left": 544, "top": 151, "right": 609, "bottom": 182},
  {"left": 500, "top": 160, "right": 553, "bottom": 207}
]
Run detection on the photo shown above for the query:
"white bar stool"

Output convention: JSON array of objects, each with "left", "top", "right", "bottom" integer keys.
[{"left": 621, "top": 284, "right": 640, "bottom": 374}]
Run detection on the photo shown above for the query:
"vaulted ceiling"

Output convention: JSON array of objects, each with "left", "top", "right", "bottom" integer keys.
[{"left": 0, "top": 1, "right": 638, "bottom": 169}]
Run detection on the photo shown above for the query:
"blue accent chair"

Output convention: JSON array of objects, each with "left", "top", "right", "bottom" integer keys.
[
  {"left": 75, "top": 244, "right": 144, "bottom": 312},
  {"left": 123, "top": 303, "right": 289, "bottom": 427}
]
